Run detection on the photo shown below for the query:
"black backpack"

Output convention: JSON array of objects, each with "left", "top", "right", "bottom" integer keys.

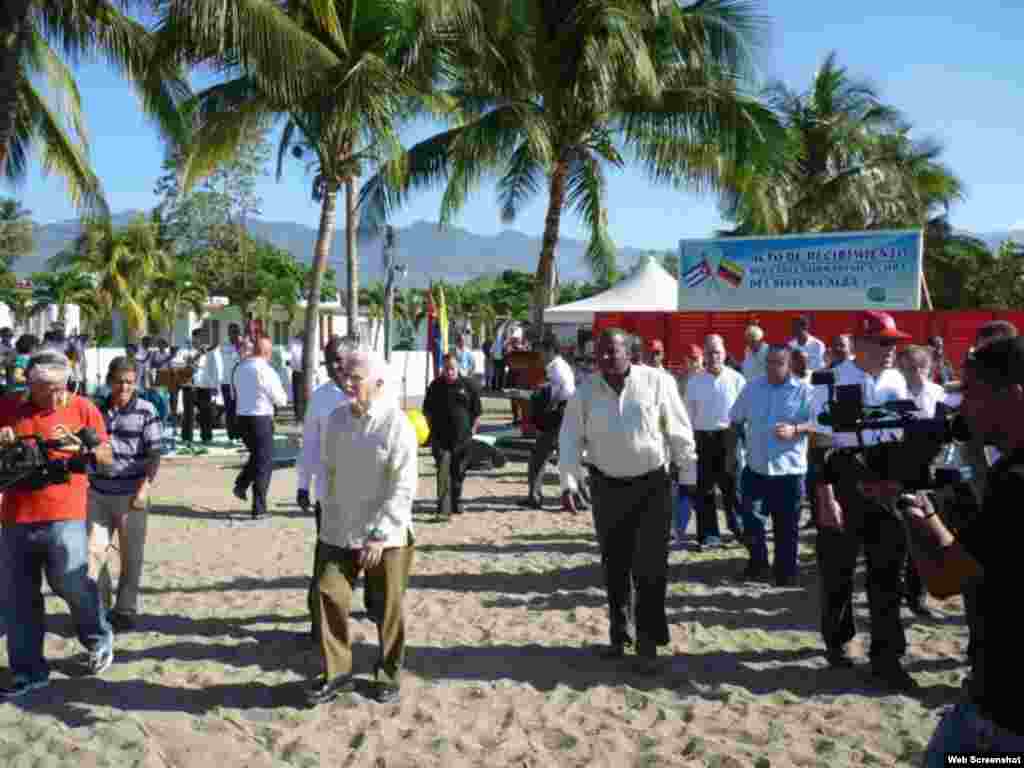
[{"left": 530, "top": 384, "right": 565, "bottom": 433}]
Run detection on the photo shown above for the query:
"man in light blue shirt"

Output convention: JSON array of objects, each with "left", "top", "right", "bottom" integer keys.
[{"left": 730, "top": 344, "right": 813, "bottom": 586}]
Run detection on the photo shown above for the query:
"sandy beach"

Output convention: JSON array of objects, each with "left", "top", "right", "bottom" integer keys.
[{"left": 0, "top": 405, "right": 968, "bottom": 767}]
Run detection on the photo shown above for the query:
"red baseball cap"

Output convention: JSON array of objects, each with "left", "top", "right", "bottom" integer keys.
[
  {"left": 854, "top": 310, "right": 911, "bottom": 341},
  {"left": 685, "top": 344, "right": 703, "bottom": 359}
]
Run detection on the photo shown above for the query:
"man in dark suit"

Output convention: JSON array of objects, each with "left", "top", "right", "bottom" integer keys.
[{"left": 423, "top": 353, "right": 482, "bottom": 518}]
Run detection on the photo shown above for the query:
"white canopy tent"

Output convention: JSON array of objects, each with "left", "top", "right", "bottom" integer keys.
[{"left": 543, "top": 256, "right": 679, "bottom": 325}]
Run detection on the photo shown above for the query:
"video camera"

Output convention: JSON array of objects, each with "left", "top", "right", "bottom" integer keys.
[
  {"left": 0, "top": 427, "right": 103, "bottom": 492},
  {"left": 811, "top": 369, "right": 972, "bottom": 492}
]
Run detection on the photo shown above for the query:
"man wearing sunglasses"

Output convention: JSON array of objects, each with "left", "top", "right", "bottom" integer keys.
[{"left": 812, "top": 310, "right": 917, "bottom": 692}]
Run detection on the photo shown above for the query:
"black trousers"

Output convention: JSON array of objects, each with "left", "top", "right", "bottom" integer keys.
[
  {"left": 526, "top": 427, "right": 559, "bottom": 504},
  {"left": 292, "top": 370, "right": 307, "bottom": 424},
  {"left": 591, "top": 467, "right": 673, "bottom": 647},
  {"left": 235, "top": 414, "right": 274, "bottom": 517},
  {"left": 816, "top": 455, "right": 907, "bottom": 661},
  {"left": 432, "top": 443, "right": 470, "bottom": 516},
  {"left": 181, "top": 387, "right": 214, "bottom": 443},
  {"left": 695, "top": 429, "right": 742, "bottom": 541},
  {"left": 221, "top": 384, "right": 238, "bottom": 439}
]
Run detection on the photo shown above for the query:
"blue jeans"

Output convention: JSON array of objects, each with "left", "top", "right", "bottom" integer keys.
[
  {"left": 739, "top": 469, "right": 803, "bottom": 583},
  {"left": 2, "top": 520, "right": 112, "bottom": 684},
  {"left": 674, "top": 486, "right": 692, "bottom": 537},
  {"left": 925, "top": 700, "right": 1024, "bottom": 767}
]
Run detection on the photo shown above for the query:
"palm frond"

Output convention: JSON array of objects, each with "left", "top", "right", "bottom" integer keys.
[
  {"left": 564, "top": 149, "right": 616, "bottom": 282},
  {"left": 20, "top": 80, "right": 107, "bottom": 215}
]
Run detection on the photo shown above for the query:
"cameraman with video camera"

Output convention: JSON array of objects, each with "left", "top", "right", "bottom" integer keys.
[
  {"left": 813, "top": 310, "right": 917, "bottom": 692},
  {"left": 0, "top": 351, "right": 115, "bottom": 699},
  {"left": 902, "top": 337, "right": 1024, "bottom": 762}
]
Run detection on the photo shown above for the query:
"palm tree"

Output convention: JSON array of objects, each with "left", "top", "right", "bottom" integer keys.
[
  {"left": 359, "top": 282, "right": 386, "bottom": 349},
  {"left": 158, "top": 0, "right": 471, "bottom": 403},
  {"left": 361, "top": 0, "right": 778, "bottom": 330},
  {"left": 720, "top": 51, "right": 964, "bottom": 236},
  {"left": 29, "top": 268, "right": 95, "bottom": 325},
  {"left": 150, "top": 262, "right": 209, "bottom": 337},
  {"left": 0, "top": 273, "right": 33, "bottom": 329},
  {"left": 1, "top": 0, "right": 187, "bottom": 213},
  {"left": 50, "top": 215, "right": 170, "bottom": 340}
]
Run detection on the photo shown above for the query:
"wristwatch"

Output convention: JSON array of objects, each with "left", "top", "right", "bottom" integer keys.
[{"left": 367, "top": 528, "right": 388, "bottom": 542}]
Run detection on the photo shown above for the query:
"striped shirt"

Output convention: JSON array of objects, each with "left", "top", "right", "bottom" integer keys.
[{"left": 90, "top": 394, "right": 163, "bottom": 496}]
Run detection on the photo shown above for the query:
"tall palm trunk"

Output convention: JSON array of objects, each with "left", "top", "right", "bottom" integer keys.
[
  {"left": 344, "top": 178, "right": 359, "bottom": 340},
  {"left": 532, "top": 160, "right": 568, "bottom": 332},
  {"left": 0, "top": 0, "right": 31, "bottom": 172},
  {"left": 302, "top": 181, "right": 339, "bottom": 405}
]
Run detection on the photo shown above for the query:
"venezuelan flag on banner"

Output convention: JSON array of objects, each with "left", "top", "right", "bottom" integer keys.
[
  {"left": 437, "top": 283, "right": 449, "bottom": 357},
  {"left": 717, "top": 257, "right": 745, "bottom": 288}
]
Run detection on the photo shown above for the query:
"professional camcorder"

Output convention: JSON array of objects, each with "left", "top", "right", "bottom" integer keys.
[
  {"left": 0, "top": 427, "right": 103, "bottom": 492},
  {"left": 811, "top": 369, "right": 972, "bottom": 492}
]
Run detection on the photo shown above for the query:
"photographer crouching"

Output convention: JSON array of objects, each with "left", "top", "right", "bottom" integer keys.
[
  {"left": 902, "top": 337, "right": 1024, "bottom": 763},
  {"left": 0, "top": 351, "right": 115, "bottom": 699}
]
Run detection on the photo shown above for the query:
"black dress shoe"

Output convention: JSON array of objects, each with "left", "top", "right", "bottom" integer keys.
[
  {"left": 108, "top": 611, "right": 137, "bottom": 632},
  {"left": 306, "top": 675, "right": 356, "bottom": 705},
  {"left": 906, "top": 598, "right": 935, "bottom": 619},
  {"left": 597, "top": 642, "right": 626, "bottom": 660},
  {"left": 373, "top": 684, "right": 401, "bottom": 704},
  {"left": 634, "top": 640, "right": 659, "bottom": 674},
  {"left": 233, "top": 484, "right": 248, "bottom": 502},
  {"left": 871, "top": 661, "right": 918, "bottom": 693},
  {"left": 825, "top": 647, "right": 854, "bottom": 669},
  {"left": 739, "top": 562, "right": 773, "bottom": 582}
]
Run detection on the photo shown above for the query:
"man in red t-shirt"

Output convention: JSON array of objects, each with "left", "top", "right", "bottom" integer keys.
[{"left": 0, "top": 351, "right": 114, "bottom": 699}]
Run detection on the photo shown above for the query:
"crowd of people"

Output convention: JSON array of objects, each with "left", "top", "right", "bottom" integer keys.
[{"left": 0, "top": 310, "right": 1021, "bottom": 763}]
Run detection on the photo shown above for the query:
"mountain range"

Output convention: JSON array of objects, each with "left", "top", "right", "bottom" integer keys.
[
  {"left": 16, "top": 212, "right": 1022, "bottom": 288},
  {"left": 18, "top": 211, "right": 659, "bottom": 288}
]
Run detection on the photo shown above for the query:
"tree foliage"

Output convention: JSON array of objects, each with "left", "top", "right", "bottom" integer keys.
[{"left": 0, "top": 196, "right": 33, "bottom": 271}]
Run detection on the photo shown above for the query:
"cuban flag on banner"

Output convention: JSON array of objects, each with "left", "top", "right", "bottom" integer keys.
[{"left": 681, "top": 258, "right": 712, "bottom": 288}]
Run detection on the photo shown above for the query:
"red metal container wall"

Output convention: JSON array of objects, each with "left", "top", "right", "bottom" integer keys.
[{"left": 596, "top": 310, "right": 1024, "bottom": 375}]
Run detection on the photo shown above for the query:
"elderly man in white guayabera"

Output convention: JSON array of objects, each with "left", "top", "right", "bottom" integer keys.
[{"left": 309, "top": 347, "right": 417, "bottom": 707}]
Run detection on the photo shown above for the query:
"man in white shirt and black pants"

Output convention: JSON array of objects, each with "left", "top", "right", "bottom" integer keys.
[
  {"left": 205, "top": 323, "right": 242, "bottom": 439},
  {"left": 232, "top": 336, "right": 289, "bottom": 519},
  {"left": 813, "top": 311, "right": 917, "bottom": 692},
  {"left": 297, "top": 336, "right": 354, "bottom": 642},
  {"left": 289, "top": 332, "right": 307, "bottom": 424},
  {"left": 559, "top": 328, "right": 697, "bottom": 671},
  {"left": 524, "top": 337, "right": 575, "bottom": 509},
  {"left": 686, "top": 334, "right": 746, "bottom": 550}
]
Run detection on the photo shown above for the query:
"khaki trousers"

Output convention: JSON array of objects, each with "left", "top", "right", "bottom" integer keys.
[
  {"left": 316, "top": 535, "right": 414, "bottom": 686},
  {"left": 87, "top": 489, "right": 149, "bottom": 614}
]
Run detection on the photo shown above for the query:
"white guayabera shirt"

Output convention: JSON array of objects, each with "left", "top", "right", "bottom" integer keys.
[
  {"left": 321, "top": 397, "right": 418, "bottom": 549},
  {"left": 558, "top": 363, "right": 698, "bottom": 494}
]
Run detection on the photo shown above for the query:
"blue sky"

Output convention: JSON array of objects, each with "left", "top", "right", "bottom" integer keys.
[{"left": 10, "top": 0, "right": 1024, "bottom": 249}]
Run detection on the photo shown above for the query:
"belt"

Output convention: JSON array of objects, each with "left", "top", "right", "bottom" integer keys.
[{"left": 585, "top": 464, "right": 666, "bottom": 488}]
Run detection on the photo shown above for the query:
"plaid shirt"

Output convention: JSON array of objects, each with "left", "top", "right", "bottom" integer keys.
[{"left": 90, "top": 394, "right": 162, "bottom": 496}]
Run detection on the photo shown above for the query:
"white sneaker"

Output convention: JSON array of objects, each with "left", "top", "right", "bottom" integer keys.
[{"left": 87, "top": 646, "right": 114, "bottom": 676}]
